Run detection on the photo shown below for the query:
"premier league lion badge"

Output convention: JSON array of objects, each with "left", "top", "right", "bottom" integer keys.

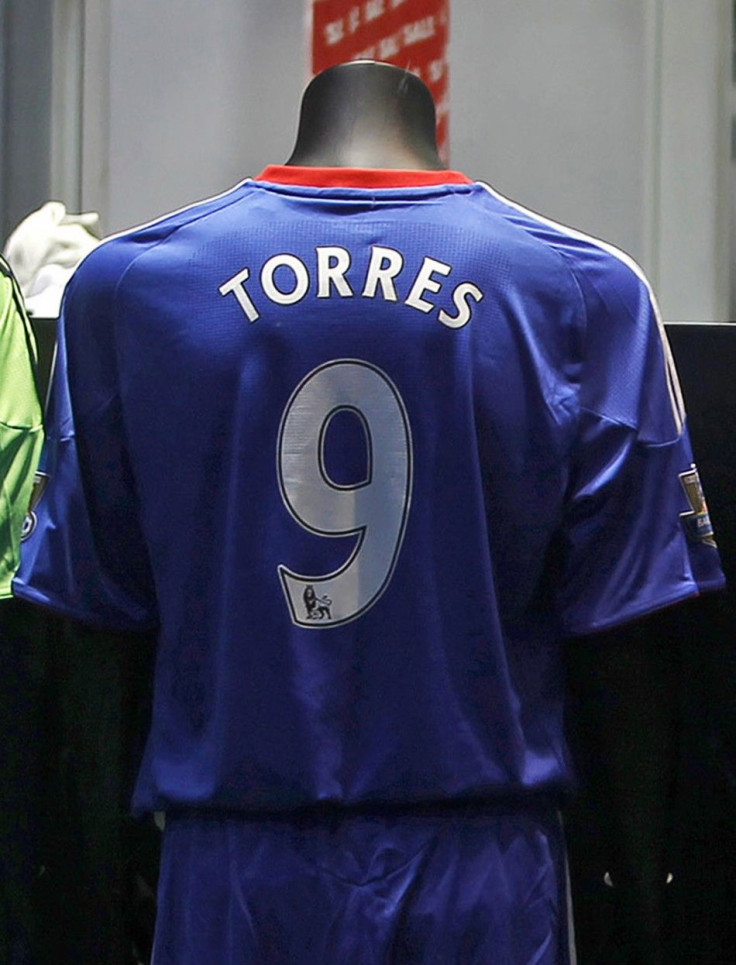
[{"left": 678, "top": 464, "right": 717, "bottom": 548}]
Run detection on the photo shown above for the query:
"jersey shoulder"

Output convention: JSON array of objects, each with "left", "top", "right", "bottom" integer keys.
[
  {"left": 473, "top": 181, "right": 648, "bottom": 300},
  {"left": 472, "top": 182, "right": 682, "bottom": 439},
  {"left": 67, "top": 179, "right": 256, "bottom": 306}
]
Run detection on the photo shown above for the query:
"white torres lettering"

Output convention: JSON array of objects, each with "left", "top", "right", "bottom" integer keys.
[
  {"left": 261, "top": 254, "right": 309, "bottom": 305},
  {"left": 438, "top": 282, "right": 484, "bottom": 329},
  {"left": 405, "top": 257, "right": 452, "bottom": 313},
  {"left": 218, "top": 246, "right": 486, "bottom": 329},
  {"left": 218, "top": 267, "right": 260, "bottom": 322},
  {"left": 317, "top": 246, "right": 353, "bottom": 298},
  {"left": 362, "top": 246, "right": 404, "bottom": 301}
]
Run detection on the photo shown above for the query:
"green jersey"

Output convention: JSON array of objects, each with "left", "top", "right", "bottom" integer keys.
[{"left": 0, "top": 254, "right": 43, "bottom": 597}]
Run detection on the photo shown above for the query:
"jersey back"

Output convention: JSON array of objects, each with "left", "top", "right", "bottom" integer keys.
[{"left": 14, "top": 170, "right": 724, "bottom": 813}]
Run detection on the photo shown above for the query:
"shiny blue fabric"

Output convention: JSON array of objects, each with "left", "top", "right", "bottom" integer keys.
[
  {"left": 14, "top": 173, "right": 724, "bottom": 817},
  {"left": 153, "top": 806, "right": 570, "bottom": 965}
]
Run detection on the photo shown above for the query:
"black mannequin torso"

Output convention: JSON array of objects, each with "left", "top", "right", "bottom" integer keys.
[{"left": 285, "top": 61, "right": 446, "bottom": 170}]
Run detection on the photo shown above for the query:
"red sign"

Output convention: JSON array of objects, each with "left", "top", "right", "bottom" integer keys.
[{"left": 311, "top": 0, "right": 450, "bottom": 161}]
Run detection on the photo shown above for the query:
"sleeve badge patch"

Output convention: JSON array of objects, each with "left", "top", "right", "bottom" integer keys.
[
  {"left": 678, "top": 464, "right": 717, "bottom": 548},
  {"left": 20, "top": 471, "right": 49, "bottom": 542}
]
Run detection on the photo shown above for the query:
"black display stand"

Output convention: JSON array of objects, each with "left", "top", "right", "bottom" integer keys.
[
  {"left": 28, "top": 317, "right": 56, "bottom": 406},
  {"left": 662, "top": 324, "right": 736, "bottom": 965}
]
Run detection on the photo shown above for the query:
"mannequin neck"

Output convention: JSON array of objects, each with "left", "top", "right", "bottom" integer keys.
[{"left": 285, "top": 61, "right": 446, "bottom": 171}]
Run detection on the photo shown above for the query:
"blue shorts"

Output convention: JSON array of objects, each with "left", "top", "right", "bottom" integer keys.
[{"left": 152, "top": 803, "right": 574, "bottom": 964}]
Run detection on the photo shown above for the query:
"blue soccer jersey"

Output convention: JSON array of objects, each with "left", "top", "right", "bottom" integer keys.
[{"left": 14, "top": 167, "right": 724, "bottom": 818}]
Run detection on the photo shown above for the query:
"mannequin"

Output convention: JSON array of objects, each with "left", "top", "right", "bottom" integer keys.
[
  {"left": 285, "top": 61, "right": 681, "bottom": 965},
  {"left": 14, "top": 60, "right": 724, "bottom": 965},
  {"left": 285, "top": 61, "right": 446, "bottom": 170}
]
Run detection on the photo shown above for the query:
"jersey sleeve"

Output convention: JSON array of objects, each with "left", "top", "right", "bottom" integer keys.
[
  {"left": 557, "top": 252, "right": 725, "bottom": 636},
  {"left": 0, "top": 257, "right": 43, "bottom": 597},
  {"left": 12, "top": 250, "right": 158, "bottom": 631}
]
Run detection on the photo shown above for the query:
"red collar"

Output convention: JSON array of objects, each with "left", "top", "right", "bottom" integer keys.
[{"left": 256, "top": 165, "right": 472, "bottom": 189}]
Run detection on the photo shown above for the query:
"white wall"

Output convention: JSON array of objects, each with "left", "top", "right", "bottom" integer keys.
[
  {"left": 451, "top": 0, "right": 649, "bottom": 261},
  {"left": 101, "top": 0, "right": 307, "bottom": 233},
  {"left": 655, "top": 0, "right": 730, "bottom": 322},
  {"left": 79, "top": 0, "right": 730, "bottom": 321}
]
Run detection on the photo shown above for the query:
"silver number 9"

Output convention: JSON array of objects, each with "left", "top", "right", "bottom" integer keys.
[{"left": 277, "top": 359, "right": 413, "bottom": 627}]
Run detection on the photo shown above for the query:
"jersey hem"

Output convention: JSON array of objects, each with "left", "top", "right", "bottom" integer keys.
[
  {"left": 11, "top": 580, "right": 158, "bottom": 634},
  {"left": 563, "top": 575, "right": 725, "bottom": 637}
]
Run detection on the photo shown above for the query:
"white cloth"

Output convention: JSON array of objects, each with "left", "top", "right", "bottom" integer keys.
[{"left": 3, "top": 201, "right": 101, "bottom": 317}]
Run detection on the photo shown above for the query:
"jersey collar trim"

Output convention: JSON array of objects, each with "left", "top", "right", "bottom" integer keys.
[{"left": 256, "top": 165, "right": 472, "bottom": 188}]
